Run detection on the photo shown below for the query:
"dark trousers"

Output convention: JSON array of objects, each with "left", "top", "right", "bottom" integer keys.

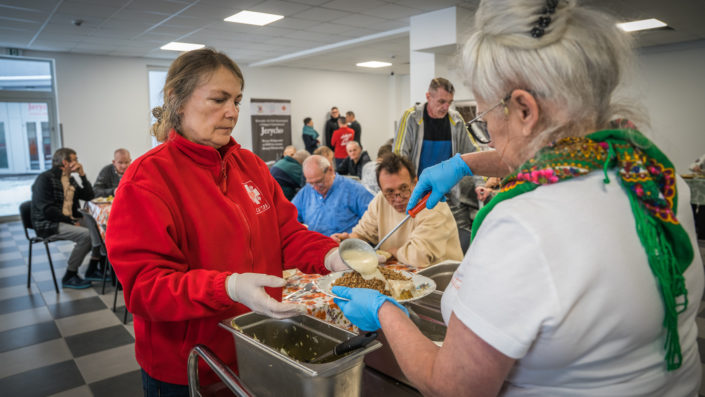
[
  {"left": 141, "top": 369, "right": 189, "bottom": 397},
  {"left": 693, "top": 204, "right": 705, "bottom": 240}
]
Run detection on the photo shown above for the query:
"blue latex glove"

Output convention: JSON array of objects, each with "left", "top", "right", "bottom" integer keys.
[
  {"left": 332, "top": 286, "right": 409, "bottom": 331},
  {"left": 407, "top": 153, "right": 473, "bottom": 211}
]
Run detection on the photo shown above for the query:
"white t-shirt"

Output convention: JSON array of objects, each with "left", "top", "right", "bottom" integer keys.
[{"left": 441, "top": 171, "right": 704, "bottom": 396}]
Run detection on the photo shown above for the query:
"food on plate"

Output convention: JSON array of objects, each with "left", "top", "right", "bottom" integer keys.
[
  {"left": 332, "top": 267, "right": 414, "bottom": 300},
  {"left": 340, "top": 249, "right": 378, "bottom": 278},
  {"left": 376, "top": 249, "right": 392, "bottom": 262}
]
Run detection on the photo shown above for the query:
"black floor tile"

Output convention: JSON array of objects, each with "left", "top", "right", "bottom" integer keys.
[
  {"left": 0, "top": 360, "right": 85, "bottom": 397},
  {"left": 0, "top": 293, "right": 45, "bottom": 315},
  {"left": 0, "top": 321, "right": 61, "bottom": 352},
  {"left": 89, "top": 369, "right": 143, "bottom": 397},
  {"left": 0, "top": 274, "right": 27, "bottom": 288},
  {"left": 47, "top": 296, "right": 107, "bottom": 319},
  {"left": 113, "top": 306, "right": 133, "bottom": 324},
  {"left": 0, "top": 258, "right": 25, "bottom": 268},
  {"left": 65, "top": 324, "right": 135, "bottom": 357},
  {"left": 0, "top": 245, "right": 19, "bottom": 254}
]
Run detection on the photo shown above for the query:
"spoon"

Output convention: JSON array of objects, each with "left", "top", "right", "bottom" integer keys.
[{"left": 338, "top": 238, "right": 388, "bottom": 286}]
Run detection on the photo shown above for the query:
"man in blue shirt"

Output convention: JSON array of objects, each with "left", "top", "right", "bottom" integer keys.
[{"left": 292, "top": 155, "right": 373, "bottom": 236}]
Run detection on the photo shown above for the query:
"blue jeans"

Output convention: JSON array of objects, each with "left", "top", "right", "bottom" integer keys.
[{"left": 141, "top": 369, "right": 189, "bottom": 397}]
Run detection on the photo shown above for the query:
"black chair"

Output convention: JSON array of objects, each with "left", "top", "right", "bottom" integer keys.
[{"left": 19, "top": 201, "right": 60, "bottom": 294}]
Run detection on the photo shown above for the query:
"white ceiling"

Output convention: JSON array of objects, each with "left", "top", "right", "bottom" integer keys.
[{"left": 1, "top": 0, "right": 704, "bottom": 75}]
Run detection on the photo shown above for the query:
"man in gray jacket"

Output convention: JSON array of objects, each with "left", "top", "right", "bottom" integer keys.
[
  {"left": 393, "top": 78, "right": 480, "bottom": 249},
  {"left": 93, "top": 148, "right": 131, "bottom": 197}
]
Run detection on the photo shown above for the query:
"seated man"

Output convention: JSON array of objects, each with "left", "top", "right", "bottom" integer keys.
[
  {"left": 282, "top": 145, "right": 296, "bottom": 158},
  {"left": 313, "top": 146, "right": 336, "bottom": 171},
  {"left": 94, "top": 148, "right": 131, "bottom": 197},
  {"left": 332, "top": 153, "right": 463, "bottom": 268},
  {"left": 292, "top": 155, "right": 373, "bottom": 236},
  {"left": 361, "top": 142, "right": 392, "bottom": 194},
  {"left": 31, "top": 148, "right": 104, "bottom": 288},
  {"left": 337, "top": 141, "right": 371, "bottom": 179},
  {"left": 270, "top": 149, "right": 309, "bottom": 200}
]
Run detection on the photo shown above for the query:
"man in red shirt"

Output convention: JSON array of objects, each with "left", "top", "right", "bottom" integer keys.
[{"left": 331, "top": 117, "right": 355, "bottom": 168}]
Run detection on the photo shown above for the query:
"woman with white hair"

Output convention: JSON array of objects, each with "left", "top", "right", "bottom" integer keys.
[{"left": 332, "top": 0, "right": 704, "bottom": 395}]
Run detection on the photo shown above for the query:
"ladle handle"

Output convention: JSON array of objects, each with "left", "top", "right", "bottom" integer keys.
[
  {"left": 408, "top": 192, "right": 431, "bottom": 218},
  {"left": 334, "top": 331, "right": 378, "bottom": 355}
]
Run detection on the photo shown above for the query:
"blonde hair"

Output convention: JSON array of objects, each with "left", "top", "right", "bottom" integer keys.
[
  {"left": 464, "top": 0, "right": 646, "bottom": 155},
  {"left": 151, "top": 48, "right": 244, "bottom": 142}
]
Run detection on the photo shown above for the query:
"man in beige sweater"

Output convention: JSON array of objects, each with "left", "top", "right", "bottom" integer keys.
[{"left": 332, "top": 153, "right": 463, "bottom": 268}]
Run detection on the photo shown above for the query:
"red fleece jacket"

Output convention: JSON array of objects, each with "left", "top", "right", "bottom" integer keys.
[{"left": 106, "top": 131, "right": 337, "bottom": 385}]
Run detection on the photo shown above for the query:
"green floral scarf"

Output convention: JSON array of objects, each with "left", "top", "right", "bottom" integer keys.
[{"left": 471, "top": 128, "right": 694, "bottom": 370}]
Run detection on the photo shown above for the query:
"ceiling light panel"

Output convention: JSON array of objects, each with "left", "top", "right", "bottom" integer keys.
[
  {"left": 160, "top": 42, "right": 205, "bottom": 51},
  {"left": 224, "top": 11, "right": 284, "bottom": 26},
  {"left": 617, "top": 18, "right": 668, "bottom": 32},
  {"left": 356, "top": 61, "right": 392, "bottom": 68}
]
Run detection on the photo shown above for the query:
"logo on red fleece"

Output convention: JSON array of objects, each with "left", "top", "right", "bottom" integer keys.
[{"left": 243, "top": 181, "right": 270, "bottom": 214}]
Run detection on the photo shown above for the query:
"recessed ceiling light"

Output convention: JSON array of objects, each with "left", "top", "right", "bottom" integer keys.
[
  {"left": 356, "top": 61, "right": 392, "bottom": 68},
  {"left": 160, "top": 42, "right": 205, "bottom": 51},
  {"left": 617, "top": 18, "right": 667, "bottom": 32},
  {"left": 224, "top": 11, "right": 284, "bottom": 26},
  {"left": 0, "top": 75, "right": 51, "bottom": 81}
]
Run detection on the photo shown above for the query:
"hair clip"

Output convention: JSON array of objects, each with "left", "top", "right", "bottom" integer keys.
[{"left": 530, "top": 0, "right": 559, "bottom": 39}]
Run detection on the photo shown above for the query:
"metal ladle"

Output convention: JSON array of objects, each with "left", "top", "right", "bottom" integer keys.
[{"left": 338, "top": 238, "right": 388, "bottom": 285}]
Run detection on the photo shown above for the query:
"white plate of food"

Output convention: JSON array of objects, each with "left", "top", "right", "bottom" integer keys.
[
  {"left": 316, "top": 268, "right": 436, "bottom": 303},
  {"left": 92, "top": 197, "right": 113, "bottom": 204}
]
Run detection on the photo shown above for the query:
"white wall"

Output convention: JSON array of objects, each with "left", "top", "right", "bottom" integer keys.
[
  {"left": 436, "top": 39, "right": 705, "bottom": 172},
  {"left": 629, "top": 40, "right": 705, "bottom": 172},
  {"left": 22, "top": 50, "right": 400, "bottom": 181}
]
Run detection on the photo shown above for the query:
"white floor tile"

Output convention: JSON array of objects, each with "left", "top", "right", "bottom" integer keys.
[
  {"left": 98, "top": 291, "right": 124, "bottom": 309},
  {"left": 55, "top": 309, "right": 122, "bottom": 337},
  {"left": 74, "top": 344, "right": 139, "bottom": 384},
  {"left": 0, "top": 338, "right": 72, "bottom": 378},
  {"left": 42, "top": 287, "right": 98, "bottom": 305},
  {"left": 0, "top": 283, "right": 40, "bottom": 300},
  {"left": 0, "top": 251, "right": 22, "bottom": 261},
  {"left": 123, "top": 323, "right": 135, "bottom": 338},
  {"left": 0, "top": 306, "right": 53, "bottom": 333}
]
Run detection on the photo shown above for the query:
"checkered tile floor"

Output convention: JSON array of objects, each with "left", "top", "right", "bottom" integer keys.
[
  {"left": 0, "top": 219, "right": 704, "bottom": 396},
  {"left": 0, "top": 221, "right": 140, "bottom": 397}
]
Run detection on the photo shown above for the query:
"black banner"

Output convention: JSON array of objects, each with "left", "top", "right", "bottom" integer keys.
[{"left": 250, "top": 98, "right": 291, "bottom": 162}]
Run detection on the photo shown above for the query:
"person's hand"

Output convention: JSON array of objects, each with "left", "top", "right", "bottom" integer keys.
[
  {"left": 226, "top": 273, "right": 305, "bottom": 319},
  {"left": 476, "top": 186, "right": 491, "bottom": 202},
  {"left": 407, "top": 153, "right": 472, "bottom": 211},
  {"left": 330, "top": 232, "right": 350, "bottom": 243},
  {"left": 324, "top": 248, "right": 349, "bottom": 272},
  {"left": 332, "top": 286, "right": 408, "bottom": 331},
  {"left": 70, "top": 161, "right": 85, "bottom": 176}
]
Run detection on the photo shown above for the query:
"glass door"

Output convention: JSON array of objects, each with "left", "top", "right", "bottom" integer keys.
[{"left": 0, "top": 56, "right": 59, "bottom": 218}]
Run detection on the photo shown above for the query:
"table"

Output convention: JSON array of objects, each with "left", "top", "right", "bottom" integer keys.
[
  {"left": 283, "top": 262, "right": 419, "bottom": 332},
  {"left": 85, "top": 200, "right": 112, "bottom": 238}
]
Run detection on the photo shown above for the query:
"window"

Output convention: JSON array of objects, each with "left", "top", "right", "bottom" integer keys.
[
  {"left": 0, "top": 56, "right": 59, "bottom": 218},
  {"left": 148, "top": 69, "right": 167, "bottom": 147}
]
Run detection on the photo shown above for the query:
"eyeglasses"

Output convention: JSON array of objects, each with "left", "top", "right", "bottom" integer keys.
[
  {"left": 466, "top": 94, "right": 511, "bottom": 144},
  {"left": 383, "top": 185, "right": 412, "bottom": 200}
]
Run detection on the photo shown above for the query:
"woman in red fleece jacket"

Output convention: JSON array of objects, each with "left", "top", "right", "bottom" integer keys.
[{"left": 105, "top": 48, "right": 349, "bottom": 396}]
